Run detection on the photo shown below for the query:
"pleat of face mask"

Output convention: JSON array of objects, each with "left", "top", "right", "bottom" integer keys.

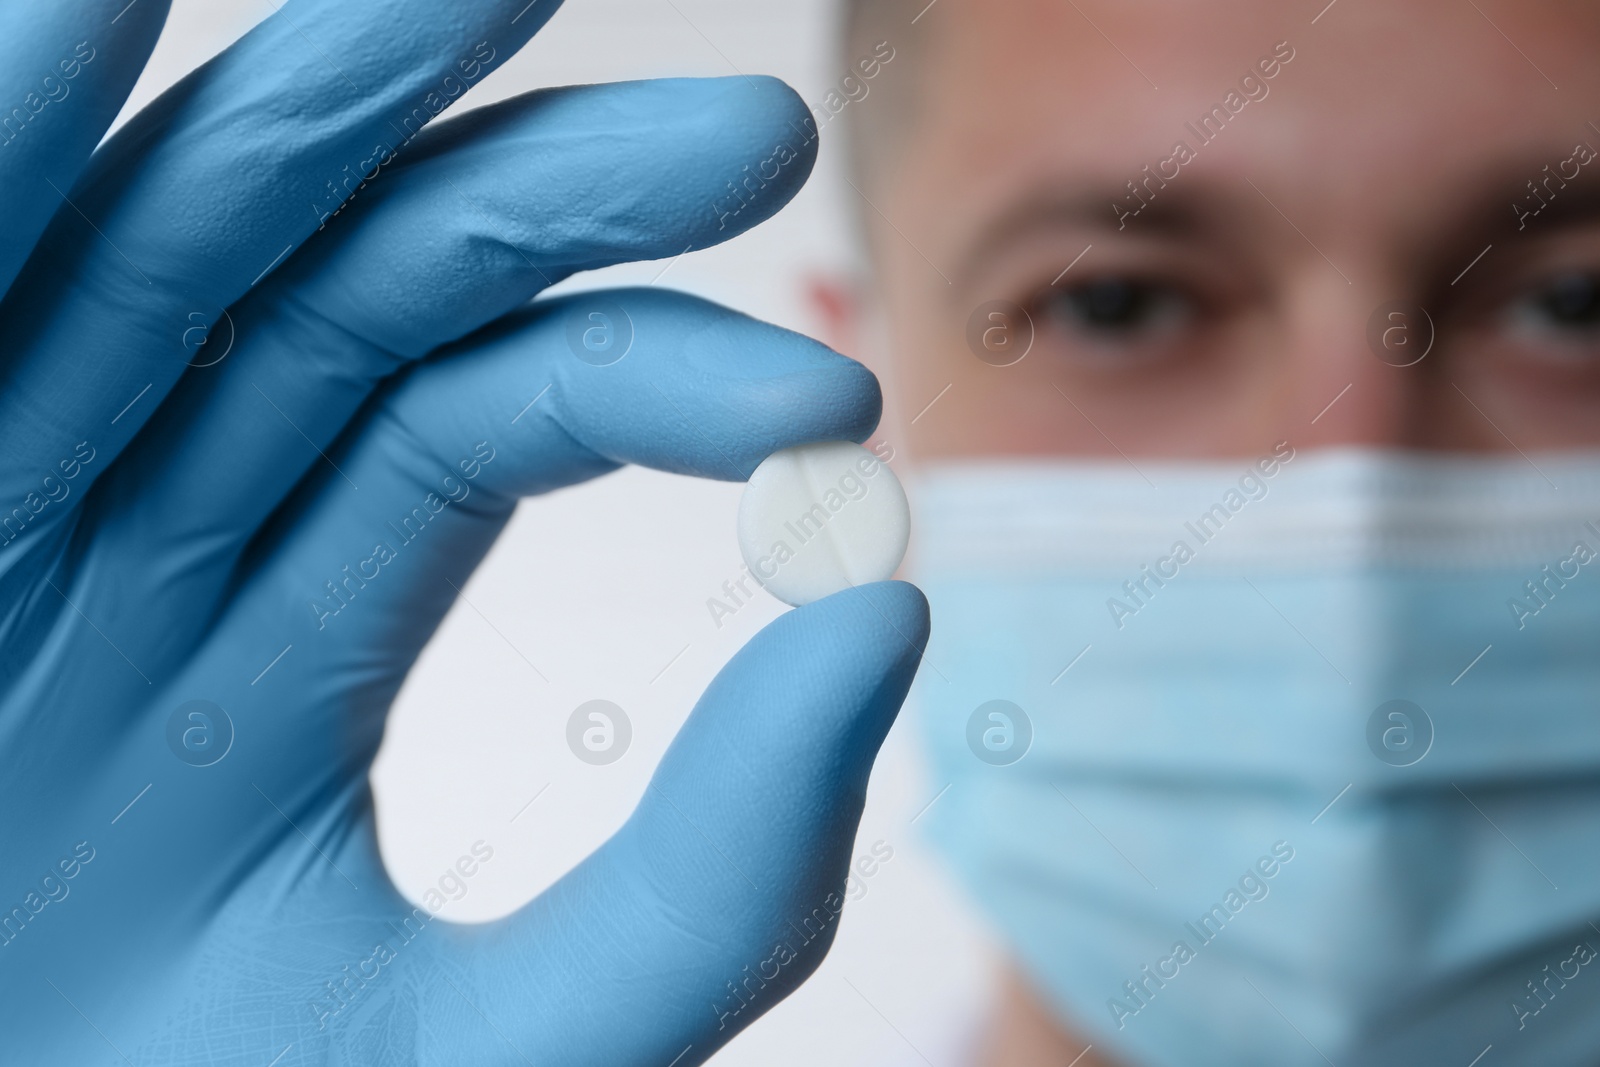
[{"left": 911, "top": 448, "right": 1600, "bottom": 1067}]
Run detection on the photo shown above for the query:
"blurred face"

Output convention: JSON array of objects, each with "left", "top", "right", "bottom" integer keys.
[{"left": 869, "top": 0, "right": 1600, "bottom": 461}]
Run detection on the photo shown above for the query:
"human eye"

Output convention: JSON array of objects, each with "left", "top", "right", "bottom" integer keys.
[
  {"left": 1015, "top": 270, "right": 1205, "bottom": 373},
  {"left": 1038, "top": 275, "right": 1193, "bottom": 337},
  {"left": 1505, "top": 270, "right": 1600, "bottom": 346},
  {"left": 1438, "top": 256, "right": 1600, "bottom": 447}
]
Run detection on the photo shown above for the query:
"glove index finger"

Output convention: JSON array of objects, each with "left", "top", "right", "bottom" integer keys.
[{"left": 0, "top": 0, "right": 563, "bottom": 543}]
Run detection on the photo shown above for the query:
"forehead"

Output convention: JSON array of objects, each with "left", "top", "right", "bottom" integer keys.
[{"left": 895, "top": 0, "right": 1600, "bottom": 254}]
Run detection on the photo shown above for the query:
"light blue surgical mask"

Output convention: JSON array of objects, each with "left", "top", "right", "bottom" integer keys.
[{"left": 912, "top": 447, "right": 1600, "bottom": 1067}]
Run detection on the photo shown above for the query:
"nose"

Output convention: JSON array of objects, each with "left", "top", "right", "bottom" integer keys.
[{"left": 1279, "top": 272, "right": 1433, "bottom": 451}]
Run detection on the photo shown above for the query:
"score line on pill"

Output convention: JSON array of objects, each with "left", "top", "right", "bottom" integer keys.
[{"left": 737, "top": 441, "right": 910, "bottom": 607}]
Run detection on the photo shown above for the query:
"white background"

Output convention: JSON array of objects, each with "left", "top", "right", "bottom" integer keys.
[{"left": 118, "top": 2, "right": 998, "bottom": 1063}]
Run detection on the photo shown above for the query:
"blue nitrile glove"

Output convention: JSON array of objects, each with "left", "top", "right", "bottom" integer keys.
[{"left": 0, "top": 3, "right": 928, "bottom": 1064}]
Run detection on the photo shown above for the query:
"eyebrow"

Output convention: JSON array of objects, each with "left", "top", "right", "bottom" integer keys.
[
  {"left": 953, "top": 160, "right": 1600, "bottom": 295},
  {"left": 1411, "top": 163, "right": 1600, "bottom": 285},
  {"left": 1489, "top": 168, "right": 1600, "bottom": 232},
  {"left": 948, "top": 177, "right": 1261, "bottom": 293}
]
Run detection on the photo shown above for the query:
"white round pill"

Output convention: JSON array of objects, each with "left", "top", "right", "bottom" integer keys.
[{"left": 737, "top": 441, "right": 910, "bottom": 607}]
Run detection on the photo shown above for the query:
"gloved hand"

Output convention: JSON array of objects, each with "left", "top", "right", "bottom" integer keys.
[{"left": 0, "top": 2, "right": 928, "bottom": 1064}]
